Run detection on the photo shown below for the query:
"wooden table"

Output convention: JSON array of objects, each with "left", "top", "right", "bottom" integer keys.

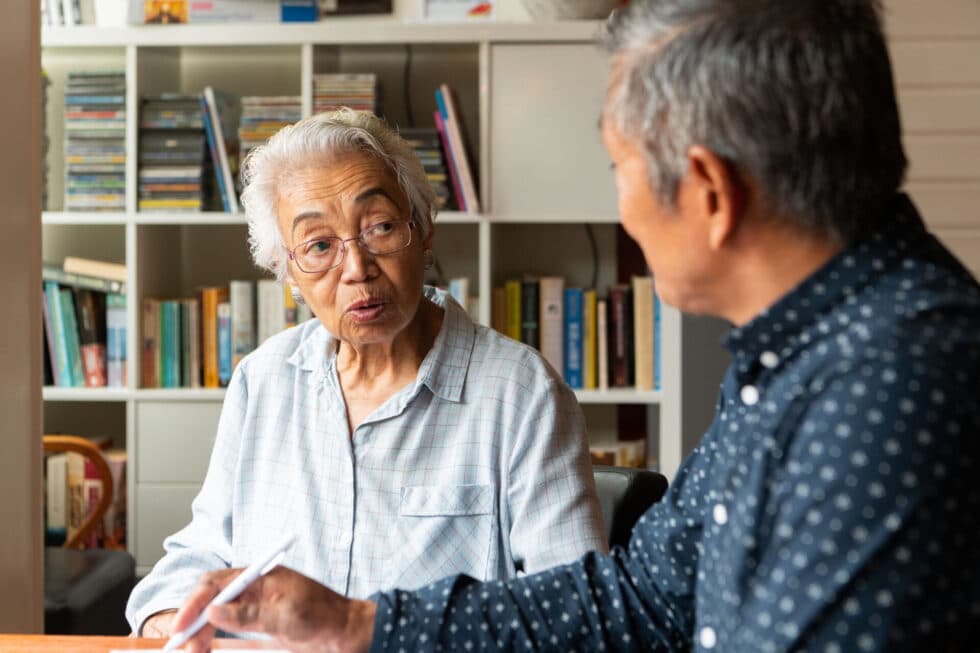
[{"left": 0, "top": 635, "right": 287, "bottom": 652}]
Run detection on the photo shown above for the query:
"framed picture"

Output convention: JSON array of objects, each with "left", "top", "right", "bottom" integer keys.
[{"left": 421, "top": 0, "right": 494, "bottom": 21}]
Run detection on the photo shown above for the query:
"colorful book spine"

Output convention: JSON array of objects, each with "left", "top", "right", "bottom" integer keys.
[
  {"left": 597, "top": 298, "right": 609, "bottom": 390},
  {"left": 583, "top": 289, "right": 597, "bottom": 390},
  {"left": 520, "top": 277, "right": 539, "bottom": 348},
  {"left": 538, "top": 276, "right": 565, "bottom": 376},
  {"left": 433, "top": 109, "right": 465, "bottom": 212},
  {"left": 436, "top": 84, "right": 480, "bottom": 212},
  {"left": 59, "top": 288, "right": 86, "bottom": 387},
  {"left": 632, "top": 275, "right": 655, "bottom": 391},
  {"left": 41, "top": 287, "right": 64, "bottom": 386},
  {"left": 654, "top": 291, "right": 662, "bottom": 390},
  {"left": 159, "top": 300, "right": 180, "bottom": 388},
  {"left": 608, "top": 284, "right": 633, "bottom": 387},
  {"left": 201, "top": 286, "right": 230, "bottom": 388},
  {"left": 141, "top": 298, "right": 160, "bottom": 388},
  {"left": 106, "top": 292, "right": 127, "bottom": 387},
  {"left": 229, "top": 280, "right": 255, "bottom": 370},
  {"left": 504, "top": 280, "right": 521, "bottom": 342},
  {"left": 73, "top": 288, "right": 107, "bottom": 387},
  {"left": 199, "top": 92, "right": 230, "bottom": 212},
  {"left": 563, "top": 287, "right": 583, "bottom": 389},
  {"left": 217, "top": 301, "right": 232, "bottom": 386}
]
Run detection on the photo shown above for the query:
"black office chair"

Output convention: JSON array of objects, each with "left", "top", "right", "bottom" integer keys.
[
  {"left": 592, "top": 465, "right": 669, "bottom": 548},
  {"left": 43, "top": 435, "right": 135, "bottom": 635}
]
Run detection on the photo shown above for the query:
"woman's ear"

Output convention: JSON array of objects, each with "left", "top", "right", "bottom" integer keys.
[{"left": 686, "top": 145, "right": 745, "bottom": 251}]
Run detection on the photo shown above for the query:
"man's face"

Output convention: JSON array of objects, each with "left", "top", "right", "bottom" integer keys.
[{"left": 600, "top": 116, "right": 717, "bottom": 315}]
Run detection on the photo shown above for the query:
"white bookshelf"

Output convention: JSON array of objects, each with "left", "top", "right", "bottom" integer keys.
[{"left": 42, "top": 17, "right": 726, "bottom": 574}]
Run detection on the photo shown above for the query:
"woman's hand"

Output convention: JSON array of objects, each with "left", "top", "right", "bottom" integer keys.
[
  {"left": 171, "top": 565, "right": 376, "bottom": 653},
  {"left": 140, "top": 609, "right": 178, "bottom": 638}
]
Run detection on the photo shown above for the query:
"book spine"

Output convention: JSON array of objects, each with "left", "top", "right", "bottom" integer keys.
[
  {"left": 563, "top": 287, "right": 583, "bottom": 389},
  {"left": 106, "top": 292, "right": 127, "bottom": 387},
  {"left": 103, "top": 449, "right": 127, "bottom": 547},
  {"left": 201, "top": 286, "right": 229, "bottom": 388},
  {"left": 186, "top": 298, "right": 201, "bottom": 388},
  {"left": 141, "top": 298, "right": 159, "bottom": 388},
  {"left": 217, "top": 301, "right": 232, "bottom": 386},
  {"left": 179, "top": 300, "right": 192, "bottom": 387},
  {"left": 491, "top": 286, "right": 506, "bottom": 334},
  {"left": 41, "top": 288, "right": 62, "bottom": 386},
  {"left": 433, "top": 108, "right": 465, "bottom": 212},
  {"left": 583, "top": 289, "right": 597, "bottom": 390},
  {"left": 654, "top": 291, "right": 662, "bottom": 391},
  {"left": 229, "top": 280, "right": 255, "bottom": 370},
  {"left": 62, "top": 256, "right": 127, "bottom": 284},
  {"left": 538, "top": 276, "right": 565, "bottom": 376},
  {"left": 43, "top": 262, "right": 125, "bottom": 294},
  {"left": 520, "top": 278, "right": 539, "bottom": 348},
  {"left": 608, "top": 285, "right": 631, "bottom": 387},
  {"left": 45, "top": 453, "right": 68, "bottom": 540},
  {"left": 597, "top": 298, "right": 609, "bottom": 390},
  {"left": 44, "top": 282, "right": 73, "bottom": 387},
  {"left": 203, "top": 86, "right": 240, "bottom": 212},
  {"left": 200, "top": 92, "right": 230, "bottom": 211},
  {"left": 73, "top": 288, "right": 108, "bottom": 387},
  {"left": 59, "top": 288, "right": 87, "bottom": 386},
  {"left": 632, "top": 275, "right": 655, "bottom": 391},
  {"left": 438, "top": 84, "right": 480, "bottom": 212},
  {"left": 504, "top": 280, "right": 522, "bottom": 342}
]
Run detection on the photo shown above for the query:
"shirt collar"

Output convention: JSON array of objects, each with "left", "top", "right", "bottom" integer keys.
[
  {"left": 285, "top": 285, "right": 474, "bottom": 403},
  {"left": 723, "top": 193, "right": 927, "bottom": 369}
]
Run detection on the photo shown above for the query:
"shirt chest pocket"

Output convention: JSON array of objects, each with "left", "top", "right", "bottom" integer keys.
[{"left": 390, "top": 484, "right": 496, "bottom": 589}]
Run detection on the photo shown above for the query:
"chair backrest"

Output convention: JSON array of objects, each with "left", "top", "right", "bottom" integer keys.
[
  {"left": 43, "top": 435, "right": 114, "bottom": 550},
  {"left": 592, "top": 465, "right": 669, "bottom": 548}
]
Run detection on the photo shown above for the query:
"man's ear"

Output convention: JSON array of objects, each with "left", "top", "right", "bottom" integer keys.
[{"left": 686, "top": 145, "right": 745, "bottom": 250}]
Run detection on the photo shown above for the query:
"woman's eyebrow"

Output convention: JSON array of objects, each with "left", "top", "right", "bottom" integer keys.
[{"left": 354, "top": 187, "right": 398, "bottom": 205}]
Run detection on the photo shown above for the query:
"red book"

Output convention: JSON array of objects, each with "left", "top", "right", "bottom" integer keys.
[{"left": 434, "top": 109, "right": 465, "bottom": 211}]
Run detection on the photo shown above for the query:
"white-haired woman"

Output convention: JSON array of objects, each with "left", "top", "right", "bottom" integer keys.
[{"left": 126, "top": 108, "right": 607, "bottom": 639}]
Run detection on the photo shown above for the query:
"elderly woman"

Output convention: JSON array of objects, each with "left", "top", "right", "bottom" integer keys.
[{"left": 126, "top": 108, "right": 606, "bottom": 637}]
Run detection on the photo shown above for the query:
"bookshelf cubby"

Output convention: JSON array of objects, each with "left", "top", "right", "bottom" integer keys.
[{"left": 42, "top": 20, "right": 727, "bottom": 574}]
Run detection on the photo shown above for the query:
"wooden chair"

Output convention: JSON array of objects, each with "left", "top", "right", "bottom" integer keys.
[{"left": 43, "top": 435, "right": 134, "bottom": 635}]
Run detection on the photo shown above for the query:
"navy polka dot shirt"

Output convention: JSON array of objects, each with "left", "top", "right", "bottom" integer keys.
[{"left": 370, "top": 194, "right": 980, "bottom": 652}]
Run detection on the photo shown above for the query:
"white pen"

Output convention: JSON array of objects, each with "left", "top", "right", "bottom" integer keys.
[{"left": 162, "top": 533, "right": 297, "bottom": 651}]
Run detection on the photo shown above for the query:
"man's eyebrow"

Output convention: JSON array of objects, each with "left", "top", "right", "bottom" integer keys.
[{"left": 354, "top": 187, "right": 399, "bottom": 205}]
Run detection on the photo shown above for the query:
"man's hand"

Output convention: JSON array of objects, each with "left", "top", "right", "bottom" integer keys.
[
  {"left": 170, "top": 565, "right": 376, "bottom": 653},
  {"left": 140, "top": 609, "right": 178, "bottom": 638}
]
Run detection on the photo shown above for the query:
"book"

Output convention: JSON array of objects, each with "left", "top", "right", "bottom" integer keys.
[
  {"left": 423, "top": 0, "right": 494, "bottom": 20},
  {"left": 200, "top": 286, "right": 230, "bottom": 388},
  {"left": 608, "top": 284, "right": 633, "bottom": 387},
  {"left": 217, "top": 300, "right": 232, "bottom": 386},
  {"left": 491, "top": 286, "right": 506, "bottom": 334},
  {"left": 45, "top": 453, "right": 69, "bottom": 543},
  {"left": 563, "top": 287, "right": 583, "bottom": 389},
  {"left": 73, "top": 287, "right": 108, "bottom": 387},
  {"left": 105, "top": 292, "right": 127, "bottom": 387},
  {"left": 433, "top": 110, "right": 465, "bottom": 211},
  {"left": 202, "top": 86, "right": 240, "bottom": 213},
  {"left": 62, "top": 256, "right": 127, "bottom": 284},
  {"left": 632, "top": 275, "right": 655, "bottom": 391},
  {"left": 184, "top": 297, "right": 201, "bottom": 388},
  {"left": 103, "top": 449, "right": 127, "bottom": 548},
  {"left": 597, "top": 298, "right": 609, "bottom": 391},
  {"left": 538, "top": 276, "right": 564, "bottom": 376},
  {"left": 504, "top": 279, "right": 521, "bottom": 342},
  {"left": 43, "top": 261, "right": 125, "bottom": 294},
  {"left": 520, "top": 277, "right": 539, "bottom": 348},
  {"left": 188, "top": 0, "right": 279, "bottom": 22},
  {"left": 583, "top": 288, "right": 597, "bottom": 389},
  {"left": 41, "top": 288, "right": 64, "bottom": 387},
  {"left": 229, "top": 280, "right": 255, "bottom": 370},
  {"left": 141, "top": 298, "right": 160, "bottom": 388},
  {"left": 158, "top": 300, "right": 182, "bottom": 388},
  {"left": 59, "top": 288, "right": 87, "bottom": 387},
  {"left": 435, "top": 84, "right": 480, "bottom": 213}
]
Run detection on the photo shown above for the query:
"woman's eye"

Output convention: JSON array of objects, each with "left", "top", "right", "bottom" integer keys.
[{"left": 308, "top": 239, "right": 334, "bottom": 254}]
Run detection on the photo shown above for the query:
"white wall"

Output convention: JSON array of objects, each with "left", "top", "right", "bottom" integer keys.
[{"left": 0, "top": 1, "right": 43, "bottom": 634}]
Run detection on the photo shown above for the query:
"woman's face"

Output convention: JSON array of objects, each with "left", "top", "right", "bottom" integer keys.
[{"left": 277, "top": 152, "right": 431, "bottom": 349}]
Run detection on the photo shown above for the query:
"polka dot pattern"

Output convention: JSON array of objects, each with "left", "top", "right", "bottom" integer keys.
[{"left": 370, "top": 196, "right": 980, "bottom": 651}]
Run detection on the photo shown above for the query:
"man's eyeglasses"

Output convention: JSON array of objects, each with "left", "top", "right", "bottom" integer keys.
[{"left": 288, "top": 220, "right": 415, "bottom": 273}]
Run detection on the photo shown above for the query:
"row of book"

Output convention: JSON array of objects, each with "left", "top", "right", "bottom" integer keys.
[
  {"left": 491, "top": 275, "right": 660, "bottom": 391},
  {"left": 142, "top": 279, "right": 314, "bottom": 389},
  {"left": 44, "top": 437, "right": 127, "bottom": 550},
  {"left": 42, "top": 258, "right": 127, "bottom": 388},
  {"left": 64, "top": 70, "right": 126, "bottom": 211}
]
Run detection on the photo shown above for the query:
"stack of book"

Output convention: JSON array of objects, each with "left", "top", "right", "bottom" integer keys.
[
  {"left": 312, "top": 72, "right": 379, "bottom": 115},
  {"left": 433, "top": 83, "right": 479, "bottom": 213},
  {"left": 399, "top": 127, "right": 455, "bottom": 210},
  {"left": 238, "top": 95, "right": 302, "bottom": 162},
  {"left": 138, "top": 93, "right": 209, "bottom": 212},
  {"left": 142, "top": 279, "right": 313, "bottom": 389},
  {"left": 491, "top": 275, "right": 660, "bottom": 393},
  {"left": 42, "top": 257, "right": 127, "bottom": 389},
  {"left": 63, "top": 70, "right": 126, "bottom": 212}
]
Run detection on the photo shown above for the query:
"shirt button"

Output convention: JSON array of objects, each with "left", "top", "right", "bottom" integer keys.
[
  {"left": 712, "top": 504, "right": 728, "bottom": 525},
  {"left": 740, "top": 384, "right": 760, "bottom": 405},
  {"left": 760, "top": 351, "right": 779, "bottom": 368},
  {"left": 699, "top": 626, "right": 717, "bottom": 649}
]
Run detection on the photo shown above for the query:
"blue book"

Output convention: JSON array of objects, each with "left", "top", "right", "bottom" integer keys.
[
  {"left": 160, "top": 301, "right": 182, "bottom": 388},
  {"left": 106, "top": 293, "right": 126, "bottom": 388},
  {"left": 563, "top": 287, "right": 583, "bottom": 389},
  {"left": 199, "top": 94, "right": 231, "bottom": 212},
  {"left": 44, "top": 282, "right": 73, "bottom": 387},
  {"left": 217, "top": 301, "right": 232, "bottom": 386},
  {"left": 58, "top": 288, "right": 86, "bottom": 387},
  {"left": 281, "top": 0, "right": 317, "bottom": 21}
]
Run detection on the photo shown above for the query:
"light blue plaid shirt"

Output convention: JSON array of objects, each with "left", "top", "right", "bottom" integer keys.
[{"left": 126, "top": 286, "right": 607, "bottom": 633}]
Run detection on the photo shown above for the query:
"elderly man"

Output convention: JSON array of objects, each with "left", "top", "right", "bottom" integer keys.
[{"left": 171, "top": 1, "right": 980, "bottom": 651}]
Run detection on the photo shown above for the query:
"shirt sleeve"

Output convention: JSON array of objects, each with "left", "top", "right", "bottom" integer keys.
[
  {"left": 505, "top": 377, "right": 609, "bottom": 574},
  {"left": 725, "top": 358, "right": 979, "bottom": 651},
  {"left": 370, "top": 442, "right": 716, "bottom": 652},
  {"left": 124, "top": 365, "right": 249, "bottom": 633}
]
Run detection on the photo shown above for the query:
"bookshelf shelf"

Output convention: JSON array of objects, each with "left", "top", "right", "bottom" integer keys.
[{"left": 41, "top": 19, "right": 731, "bottom": 573}]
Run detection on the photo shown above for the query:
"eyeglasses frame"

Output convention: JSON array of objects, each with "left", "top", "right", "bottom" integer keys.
[{"left": 287, "top": 219, "right": 416, "bottom": 274}]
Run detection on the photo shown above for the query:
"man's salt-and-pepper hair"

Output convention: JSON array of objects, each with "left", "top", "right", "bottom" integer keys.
[
  {"left": 600, "top": 0, "right": 907, "bottom": 244},
  {"left": 240, "top": 108, "right": 436, "bottom": 281}
]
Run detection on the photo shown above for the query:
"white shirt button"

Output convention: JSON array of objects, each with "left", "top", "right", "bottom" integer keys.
[
  {"left": 760, "top": 351, "right": 779, "bottom": 369},
  {"left": 740, "top": 384, "right": 760, "bottom": 405},
  {"left": 712, "top": 503, "right": 728, "bottom": 525},
  {"left": 699, "top": 626, "right": 717, "bottom": 649}
]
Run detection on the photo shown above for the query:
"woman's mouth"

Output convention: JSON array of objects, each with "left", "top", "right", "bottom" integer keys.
[{"left": 347, "top": 299, "right": 386, "bottom": 322}]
